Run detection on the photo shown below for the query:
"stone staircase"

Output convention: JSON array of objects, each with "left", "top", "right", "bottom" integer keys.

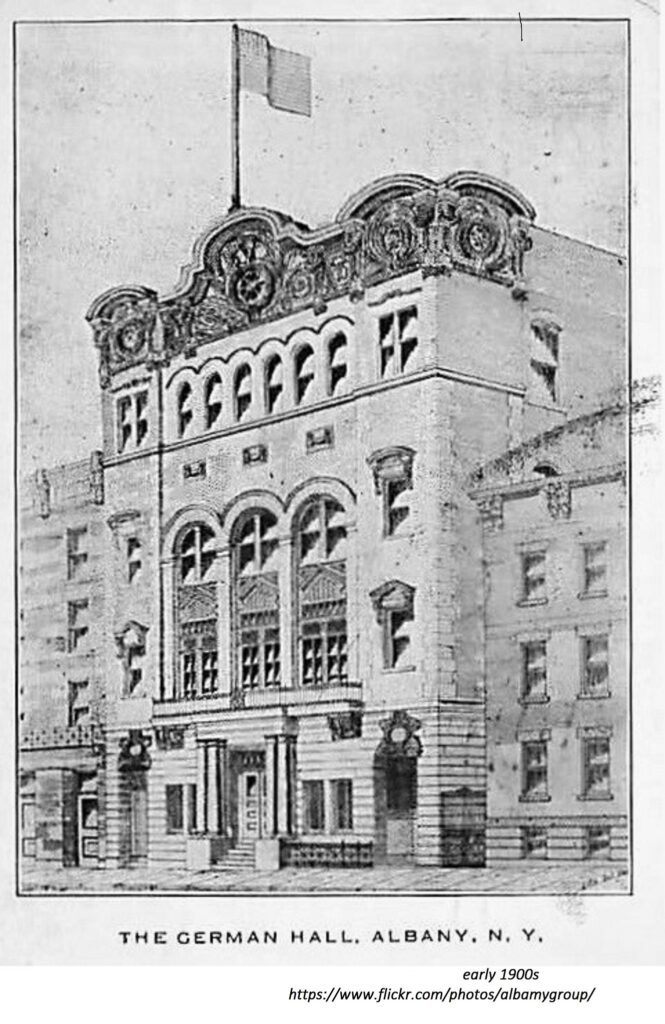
[{"left": 216, "top": 840, "right": 256, "bottom": 871}]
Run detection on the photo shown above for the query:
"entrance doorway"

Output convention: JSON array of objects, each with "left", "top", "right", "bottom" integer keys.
[
  {"left": 374, "top": 752, "right": 418, "bottom": 863},
  {"left": 78, "top": 794, "right": 99, "bottom": 865},
  {"left": 238, "top": 771, "right": 266, "bottom": 840}
]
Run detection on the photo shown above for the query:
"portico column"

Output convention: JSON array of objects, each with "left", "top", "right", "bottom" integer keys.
[
  {"left": 264, "top": 735, "right": 278, "bottom": 836},
  {"left": 206, "top": 741, "right": 220, "bottom": 835},
  {"left": 277, "top": 735, "right": 297, "bottom": 836},
  {"left": 196, "top": 741, "right": 207, "bottom": 833}
]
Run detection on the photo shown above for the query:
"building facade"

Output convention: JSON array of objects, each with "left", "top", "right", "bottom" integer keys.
[{"left": 19, "top": 171, "right": 630, "bottom": 877}]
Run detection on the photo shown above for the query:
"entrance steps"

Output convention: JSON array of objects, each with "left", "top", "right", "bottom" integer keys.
[{"left": 216, "top": 840, "right": 256, "bottom": 871}]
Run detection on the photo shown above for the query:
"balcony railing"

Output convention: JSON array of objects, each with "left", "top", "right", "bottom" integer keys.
[
  {"left": 20, "top": 723, "right": 104, "bottom": 751},
  {"left": 154, "top": 680, "right": 363, "bottom": 717}
]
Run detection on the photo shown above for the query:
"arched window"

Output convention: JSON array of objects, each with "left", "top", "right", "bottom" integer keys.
[
  {"left": 294, "top": 344, "right": 315, "bottom": 404},
  {"left": 296, "top": 498, "right": 348, "bottom": 687},
  {"left": 177, "top": 382, "right": 193, "bottom": 437},
  {"left": 533, "top": 462, "right": 558, "bottom": 478},
  {"left": 264, "top": 354, "right": 283, "bottom": 414},
  {"left": 175, "top": 524, "right": 218, "bottom": 699},
  {"left": 233, "top": 511, "right": 281, "bottom": 690},
  {"left": 234, "top": 364, "right": 252, "bottom": 421},
  {"left": 204, "top": 373, "right": 223, "bottom": 429},
  {"left": 327, "top": 333, "right": 348, "bottom": 396}
]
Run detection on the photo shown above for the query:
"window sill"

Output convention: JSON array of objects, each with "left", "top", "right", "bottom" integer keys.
[
  {"left": 516, "top": 598, "right": 548, "bottom": 608},
  {"left": 577, "top": 793, "right": 614, "bottom": 802},
  {"left": 578, "top": 590, "right": 608, "bottom": 601},
  {"left": 382, "top": 665, "right": 417, "bottom": 675},
  {"left": 518, "top": 794, "right": 552, "bottom": 803},
  {"left": 577, "top": 691, "right": 611, "bottom": 701},
  {"left": 519, "top": 695, "right": 550, "bottom": 706}
]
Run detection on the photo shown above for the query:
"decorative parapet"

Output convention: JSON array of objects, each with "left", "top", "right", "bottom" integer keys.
[{"left": 87, "top": 171, "right": 535, "bottom": 387}]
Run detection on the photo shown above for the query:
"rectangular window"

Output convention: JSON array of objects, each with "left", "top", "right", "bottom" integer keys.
[
  {"left": 179, "top": 620, "right": 219, "bottom": 699},
  {"left": 303, "top": 780, "right": 325, "bottom": 833},
  {"left": 301, "top": 619, "right": 348, "bottom": 686},
  {"left": 583, "top": 542, "right": 607, "bottom": 595},
  {"left": 67, "top": 679, "right": 90, "bottom": 727},
  {"left": 530, "top": 320, "right": 559, "bottom": 404},
  {"left": 66, "top": 527, "right": 88, "bottom": 580},
  {"left": 67, "top": 599, "right": 89, "bottom": 652},
  {"left": 582, "top": 635, "right": 610, "bottom": 697},
  {"left": 384, "top": 607, "right": 413, "bottom": 670},
  {"left": 331, "top": 779, "right": 353, "bottom": 832},
  {"left": 127, "top": 537, "right": 142, "bottom": 582},
  {"left": 521, "top": 641, "right": 547, "bottom": 701},
  {"left": 582, "top": 736, "right": 611, "bottom": 798},
  {"left": 521, "top": 551, "right": 546, "bottom": 603},
  {"left": 117, "top": 391, "right": 149, "bottom": 453},
  {"left": 521, "top": 740, "right": 548, "bottom": 800},
  {"left": 378, "top": 306, "right": 418, "bottom": 378},
  {"left": 585, "top": 825, "right": 611, "bottom": 859},
  {"left": 521, "top": 826, "right": 547, "bottom": 859},
  {"left": 165, "top": 784, "right": 184, "bottom": 833}
]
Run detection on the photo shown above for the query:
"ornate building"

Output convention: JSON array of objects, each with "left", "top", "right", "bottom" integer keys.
[{"left": 19, "top": 171, "right": 628, "bottom": 876}]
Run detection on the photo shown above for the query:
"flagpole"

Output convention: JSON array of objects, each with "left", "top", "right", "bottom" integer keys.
[{"left": 230, "top": 23, "right": 241, "bottom": 210}]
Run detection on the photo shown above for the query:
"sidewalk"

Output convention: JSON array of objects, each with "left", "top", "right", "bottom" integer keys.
[{"left": 20, "top": 861, "right": 628, "bottom": 895}]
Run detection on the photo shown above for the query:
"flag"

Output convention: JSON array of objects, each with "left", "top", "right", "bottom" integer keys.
[{"left": 237, "top": 27, "right": 312, "bottom": 117}]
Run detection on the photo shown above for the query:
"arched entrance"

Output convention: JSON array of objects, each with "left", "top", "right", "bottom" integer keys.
[{"left": 373, "top": 711, "right": 422, "bottom": 864}]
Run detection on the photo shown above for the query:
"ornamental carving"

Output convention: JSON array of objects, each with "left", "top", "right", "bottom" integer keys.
[
  {"left": 118, "top": 730, "right": 152, "bottom": 772},
  {"left": 545, "top": 480, "right": 572, "bottom": 519},
  {"left": 87, "top": 173, "right": 535, "bottom": 384},
  {"left": 328, "top": 711, "right": 363, "bottom": 742},
  {"left": 154, "top": 726, "right": 186, "bottom": 751},
  {"left": 477, "top": 493, "right": 504, "bottom": 531},
  {"left": 377, "top": 709, "right": 423, "bottom": 758}
]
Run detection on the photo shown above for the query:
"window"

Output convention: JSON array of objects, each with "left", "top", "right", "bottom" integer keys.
[
  {"left": 585, "top": 825, "right": 611, "bottom": 859},
  {"left": 378, "top": 306, "right": 418, "bottom": 377},
  {"left": 583, "top": 542, "right": 607, "bottom": 596},
  {"left": 233, "top": 512, "right": 281, "bottom": 691},
  {"left": 521, "top": 740, "right": 549, "bottom": 801},
  {"left": 117, "top": 390, "right": 149, "bottom": 452},
  {"left": 234, "top": 364, "right": 252, "bottom": 421},
  {"left": 303, "top": 780, "right": 325, "bottom": 833},
  {"left": 530, "top": 317, "right": 560, "bottom": 404},
  {"left": 368, "top": 448, "right": 415, "bottom": 536},
  {"left": 294, "top": 344, "right": 315, "bottom": 404},
  {"left": 177, "top": 382, "right": 193, "bottom": 437},
  {"left": 521, "top": 826, "right": 547, "bottom": 859},
  {"left": 331, "top": 779, "right": 353, "bottom": 832},
  {"left": 296, "top": 499, "right": 348, "bottom": 687},
  {"left": 370, "top": 580, "right": 415, "bottom": 670},
  {"left": 67, "top": 679, "right": 90, "bottom": 727},
  {"left": 66, "top": 527, "right": 88, "bottom": 580},
  {"left": 127, "top": 643, "right": 145, "bottom": 694},
  {"left": 127, "top": 537, "right": 142, "bottom": 583},
  {"left": 327, "top": 333, "right": 348, "bottom": 395},
  {"left": 179, "top": 525, "right": 216, "bottom": 584},
  {"left": 264, "top": 355, "right": 283, "bottom": 414},
  {"left": 204, "top": 373, "right": 222, "bottom": 429},
  {"left": 521, "top": 640, "right": 547, "bottom": 701},
  {"left": 582, "top": 736, "right": 611, "bottom": 798},
  {"left": 165, "top": 785, "right": 184, "bottom": 833},
  {"left": 521, "top": 550, "right": 546, "bottom": 603},
  {"left": 177, "top": 525, "right": 218, "bottom": 699},
  {"left": 165, "top": 784, "right": 198, "bottom": 834},
  {"left": 581, "top": 635, "right": 610, "bottom": 697},
  {"left": 67, "top": 599, "right": 89, "bottom": 652}
]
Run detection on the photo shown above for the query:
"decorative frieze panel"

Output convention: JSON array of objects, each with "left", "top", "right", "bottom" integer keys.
[
  {"left": 477, "top": 493, "right": 504, "bottom": 531},
  {"left": 377, "top": 709, "right": 423, "bottom": 758},
  {"left": 328, "top": 710, "right": 363, "bottom": 741},
  {"left": 178, "top": 582, "right": 217, "bottom": 623},
  {"left": 545, "top": 480, "right": 572, "bottom": 519},
  {"left": 88, "top": 173, "right": 535, "bottom": 385},
  {"left": 154, "top": 725, "right": 186, "bottom": 751}
]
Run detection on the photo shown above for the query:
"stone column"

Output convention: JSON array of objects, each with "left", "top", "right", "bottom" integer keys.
[
  {"left": 264, "top": 735, "right": 278, "bottom": 836},
  {"left": 196, "top": 741, "right": 207, "bottom": 833},
  {"left": 205, "top": 742, "right": 220, "bottom": 835}
]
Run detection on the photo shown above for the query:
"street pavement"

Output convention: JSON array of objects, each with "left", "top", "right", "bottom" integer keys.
[{"left": 20, "top": 861, "right": 628, "bottom": 895}]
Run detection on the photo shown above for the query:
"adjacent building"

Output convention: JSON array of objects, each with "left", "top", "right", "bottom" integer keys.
[{"left": 19, "top": 170, "right": 631, "bottom": 879}]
